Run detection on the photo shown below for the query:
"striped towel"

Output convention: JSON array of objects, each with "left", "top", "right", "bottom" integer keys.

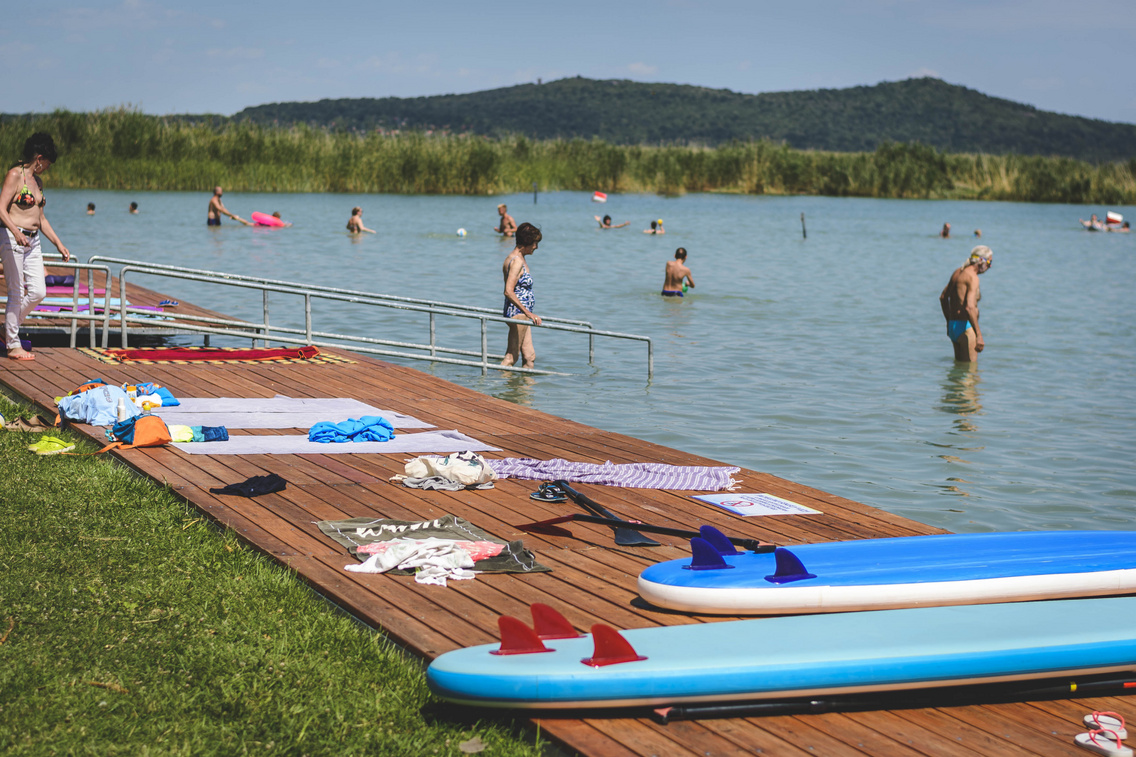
[{"left": 487, "top": 458, "right": 740, "bottom": 491}]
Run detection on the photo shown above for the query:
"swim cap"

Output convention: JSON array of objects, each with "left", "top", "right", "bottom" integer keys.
[{"left": 968, "top": 245, "right": 992, "bottom": 267}]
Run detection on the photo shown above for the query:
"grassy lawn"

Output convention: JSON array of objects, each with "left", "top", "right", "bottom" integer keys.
[{"left": 0, "top": 395, "right": 545, "bottom": 756}]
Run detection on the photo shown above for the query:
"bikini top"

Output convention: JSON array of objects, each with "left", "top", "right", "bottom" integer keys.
[{"left": 13, "top": 168, "right": 45, "bottom": 210}]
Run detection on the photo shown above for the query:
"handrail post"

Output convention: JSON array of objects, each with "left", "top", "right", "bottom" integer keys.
[
  {"left": 305, "top": 294, "right": 313, "bottom": 344},
  {"left": 647, "top": 338, "right": 653, "bottom": 381},
  {"left": 481, "top": 318, "right": 487, "bottom": 375},
  {"left": 589, "top": 333, "right": 595, "bottom": 365},
  {"left": 119, "top": 269, "right": 130, "bottom": 348},
  {"left": 68, "top": 260, "right": 78, "bottom": 348},
  {"left": 100, "top": 265, "right": 112, "bottom": 348},
  {"left": 262, "top": 290, "right": 270, "bottom": 348},
  {"left": 429, "top": 312, "right": 436, "bottom": 358}
]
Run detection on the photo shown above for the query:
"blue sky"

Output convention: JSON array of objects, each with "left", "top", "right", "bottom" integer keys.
[{"left": 7, "top": 0, "right": 1135, "bottom": 124}]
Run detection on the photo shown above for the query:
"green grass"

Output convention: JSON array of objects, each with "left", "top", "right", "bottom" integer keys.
[
  {"left": 0, "top": 395, "right": 544, "bottom": 756},
  {"left": 3, "top": 109, "right": 1134, "bottom": 203}
]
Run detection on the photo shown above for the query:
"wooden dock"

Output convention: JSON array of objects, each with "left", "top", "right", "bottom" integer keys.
[{"left": 2, "top": 288, "right": 1130, "bottom": 755}]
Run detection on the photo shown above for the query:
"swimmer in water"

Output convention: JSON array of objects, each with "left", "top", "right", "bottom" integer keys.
[
  {"left": 595, "top": 214, "right": 629, "bottom": 229},
  {"left": 939, "top": 245, "right": 993, "bottom": 362},
  {"left": 129, "top": 202, "right": 139, "bottom": 214},
  {"left": 644, "top": 219, "right": 665, "bottom": 235},
  {"left": 86, "top": 203, "right": 95, "bottom": 215},
  {"left": 494, "top": 203, "right": 517, "bottom": 237},
  {"left": 347, "top": 207, "right": 376, "bottom": 234},
  {"left": 661, "top": 247, "right": 694, "bottom": 297},
  {"left": 1107, "top": 221, "right": 1131, "bottom": 233},
  {"left": 939, "top": 222, "right": 951, "bottom": 238},
  {"left": 1080, "top": 214, "right": 1105, "bottom": 231},
  {"left": 207, "top": 186, "right": 251, "bottom": 227}
]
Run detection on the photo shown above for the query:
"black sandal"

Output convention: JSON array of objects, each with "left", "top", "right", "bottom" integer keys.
[{"left": 529, "top": 483, "right": 568, "bottom": 503}]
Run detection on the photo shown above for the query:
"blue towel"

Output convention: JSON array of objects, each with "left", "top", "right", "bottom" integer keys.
[{"left": 308, "top": 415, "right": 394, "bottom": 443}]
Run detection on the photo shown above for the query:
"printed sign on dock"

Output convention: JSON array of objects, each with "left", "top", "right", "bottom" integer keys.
[{"left": 693, "top": 493, "right": 821, "bottom": 517}]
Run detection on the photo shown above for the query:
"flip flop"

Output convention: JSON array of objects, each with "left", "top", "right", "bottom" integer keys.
[
  {"left": 27, "top": 436, "right": 75, "bottom": 455},
  {"left": 1085, "top": 713, "right": 1129, "bottom": 740},
  {"left": 158, "top": 300, "right": 179, "bottom": 307},
  {"left": 1075, "top": 729, "right": 1133, "bottom": 757},
  {"left": 530, "top": 483, "right": 568, "bottom": 503}
]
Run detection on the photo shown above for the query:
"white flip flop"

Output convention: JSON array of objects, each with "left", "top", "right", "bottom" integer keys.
[
  {"left": 1085, "top": 712, "right": 1129, "bottom": 741},
  {"left": 1075, "top": 729, "right": 1133, "bottom": 757}
]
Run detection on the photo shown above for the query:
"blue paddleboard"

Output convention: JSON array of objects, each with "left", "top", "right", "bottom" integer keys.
[
  {"left": 638, "top": 530, "right": 1136, "bottom": 615},
  {"left": 426, "top": 597, "right": 1136, "bottom": 709}
]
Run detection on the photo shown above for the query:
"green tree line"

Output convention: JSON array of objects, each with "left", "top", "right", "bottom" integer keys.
[{"left": 2, "top": 109, "right": 1134, "bottom": 204}]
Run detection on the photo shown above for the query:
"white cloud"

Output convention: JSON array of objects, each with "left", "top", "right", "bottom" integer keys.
[{"left": 628, "top": 62, "right": 658, "bottom": 76}]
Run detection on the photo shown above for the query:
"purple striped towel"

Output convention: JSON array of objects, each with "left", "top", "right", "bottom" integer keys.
[{"left": 486, "top": 458, "right": 740, "bottom": 491}]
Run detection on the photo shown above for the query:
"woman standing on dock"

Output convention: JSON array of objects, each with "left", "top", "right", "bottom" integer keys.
[
  {"left": 499, "top": 222, "right": 543, "bottom": 369},
  {"left": 0, "top": 133, "right": 70, "bottom": 361}
]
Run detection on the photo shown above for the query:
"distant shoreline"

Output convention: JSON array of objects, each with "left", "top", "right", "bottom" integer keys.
[{"left": 4, "top": 111, "right": 1133, "bottom": 204}]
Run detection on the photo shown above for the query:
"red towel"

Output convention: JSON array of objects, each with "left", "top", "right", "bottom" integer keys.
[{"left": 105, "top": 346, "right": 321, "bottom": 362}]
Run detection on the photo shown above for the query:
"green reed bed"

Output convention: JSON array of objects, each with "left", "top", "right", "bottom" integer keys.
[
  {"left": 3, "top": 109, "right": 1134, "bottom": 203},
  {"left": 0, "top": 395, "right": 543, "bottom": 757}
]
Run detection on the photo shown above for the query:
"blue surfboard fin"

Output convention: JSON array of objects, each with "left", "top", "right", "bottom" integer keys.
[
  {"left": 764, "top": 548, "right": 818, "bottom": 584},
  {"left": 684, "top": 537, "right": 735, "bottom": 571},
  {"left": 698, "top": 525, "right": 741, "bottom": 555}
]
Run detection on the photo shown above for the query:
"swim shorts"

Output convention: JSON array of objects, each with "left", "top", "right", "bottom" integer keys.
[
  {"left": 947, "top": 320, "right": 972, "bottom": 343},
  {"left": 661, "top": 290, "right": 683, "bottom": 297},
  {"left": 207, "top": 218, "right": 221, "bottom": 226}
]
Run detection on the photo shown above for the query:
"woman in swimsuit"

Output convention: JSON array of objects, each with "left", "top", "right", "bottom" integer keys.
[
  {"left": 499, "top": 222, "right": 543, "bottom": 369},
  {"left": 0, "top": 133, "right": 70, "bottom": 361}
]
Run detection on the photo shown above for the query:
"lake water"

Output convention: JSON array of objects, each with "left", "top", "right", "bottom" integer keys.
[{"left": 45, "top": 188, "right": 1136, "bottom": 534}]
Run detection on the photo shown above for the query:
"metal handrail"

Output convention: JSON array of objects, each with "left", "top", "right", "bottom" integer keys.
[
  {"left": 26, "top": 256, "right": 115, "bottom": 348},
  {"left": 92, "top": 258, "right": 652, "bottom": 379}
]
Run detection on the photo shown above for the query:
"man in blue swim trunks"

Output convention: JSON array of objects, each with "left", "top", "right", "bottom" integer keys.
[
  {"left": 207, "top": 186, "right": 250, "bottom": 227},
  {"left": 662, "top": 248, "right": 694, "bottom": 297},
  {"left": 939, "top": 245, "right": 993, "bottom": 361}
]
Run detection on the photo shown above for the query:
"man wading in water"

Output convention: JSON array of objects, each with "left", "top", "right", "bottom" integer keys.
[{"left": 939, "top": 245, "right": 993, "bottom": 362}]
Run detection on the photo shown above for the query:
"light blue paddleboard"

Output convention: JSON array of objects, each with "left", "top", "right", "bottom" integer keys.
[
  {"left": 637, "top": 530, "right": 1136, "bottom": 615},
  {"left": 426, "top": 597, "right": 1136, "bottom": 709}
]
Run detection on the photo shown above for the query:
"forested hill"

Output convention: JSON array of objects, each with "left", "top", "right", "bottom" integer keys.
[{"left": 233, "top": 77, "right": 1136, "bottom": 163}]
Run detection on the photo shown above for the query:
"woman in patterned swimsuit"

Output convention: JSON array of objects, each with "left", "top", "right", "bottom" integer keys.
[
  {"left": 0, "top": 133, "right": 71, "bottom": 361},
  {"left": 500, "top": 222, "right": 543, "bottom": 369}
]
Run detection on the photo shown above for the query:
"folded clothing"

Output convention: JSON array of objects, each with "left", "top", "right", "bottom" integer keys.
[
  {"left": 309, "top": 415, "right": 394, "bottom": 443},
  {"left": 317, "top": 515, "right": 550, "bottom": 576},
  {"left": 401, "top": 451, "right": 497, "bottom": 486},
  {"left": 345, "top": 538, "right": 481, "bottom": 586},
  {"left": 44, "top": 274, "right": 75, "bottom": 287}
]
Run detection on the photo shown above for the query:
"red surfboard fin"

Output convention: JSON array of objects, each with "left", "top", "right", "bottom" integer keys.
[
  {"left": 531, "top": 603, "right": 583, "bottom": 639},
  {"left": 492, "top": 615, "right": 552, "bottom": 655},
  {"left": 581, "top": 624, "right": 647, "bottom": 667}
]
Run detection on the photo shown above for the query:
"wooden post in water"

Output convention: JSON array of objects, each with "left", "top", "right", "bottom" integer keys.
[
  {"left": 533, "top": 181, "right": 538, "bottom": 204},
  {"left": 800, "top": 212, "right": 807, "bottom": 239}
]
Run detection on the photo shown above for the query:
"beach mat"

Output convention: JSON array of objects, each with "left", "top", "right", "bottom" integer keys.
[
  {"left": 172, "top": 429, "right": 498, "bottom": 455},
  {"left": 80, "top": 346, "right": 355, "bottom": 365},
  {"left": 156, "top": 397, "right": 434, "bottom": 429}
]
